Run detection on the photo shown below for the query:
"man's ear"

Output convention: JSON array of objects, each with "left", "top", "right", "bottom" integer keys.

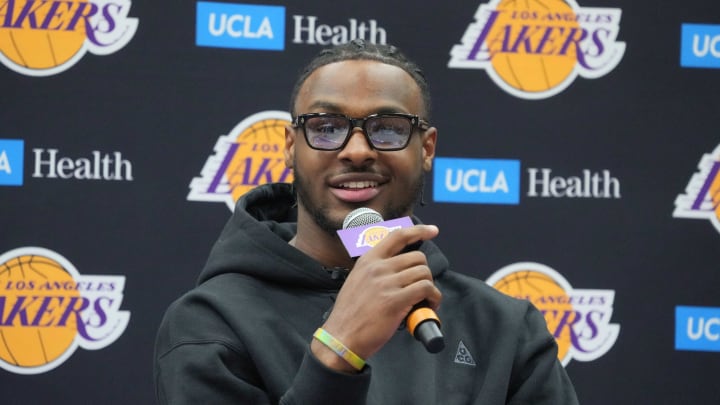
[
  {"left": 422, "top": 127, "right": 437, "bottom": 172},
  {"left": 284, "top": 124, "right": 296, "bottom": 169}
]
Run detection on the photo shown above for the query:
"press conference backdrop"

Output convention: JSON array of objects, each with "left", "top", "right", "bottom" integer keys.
[{"left": 1, "top": 0, "right": 719, "bottom": 403}]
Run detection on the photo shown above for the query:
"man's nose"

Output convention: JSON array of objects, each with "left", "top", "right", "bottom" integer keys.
[{"left": 337, "top": 128, "right": 377, "bottom": 164}]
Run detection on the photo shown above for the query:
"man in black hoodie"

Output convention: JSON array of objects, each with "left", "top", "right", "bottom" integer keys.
[{"left": 154, "top": 40, "right": 579, "bottom": 404}]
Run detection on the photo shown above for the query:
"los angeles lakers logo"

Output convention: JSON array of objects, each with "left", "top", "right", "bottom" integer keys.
[
  {"left": 355, "top": 225, "right": 401, "bottom": 248},
  {"left": 673, "top": 143, "right": 720, "bottom": 234},
  {"left": 188, "top": 111, "right": 293, "bottom": 211},
  {"left": 0, "top": 247, "right": 130, "bottom": 374},
  {"left": 486, "top": 262, "right": 619, "bottom": 366},
  {"left": 0, "top": 0, "right": 138, "bottom": 76},
  {"left": 448, "top": 0, "right": 625, "bottom": 99}
]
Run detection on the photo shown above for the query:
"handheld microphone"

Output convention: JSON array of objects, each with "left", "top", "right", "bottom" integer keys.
[{"left": 339, "top": 207, "right": 445, "bottom": 353}]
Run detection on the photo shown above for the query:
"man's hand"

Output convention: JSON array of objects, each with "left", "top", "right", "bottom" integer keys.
[{"left": 311, "top": 224, "right": 441, "bottom": 372}]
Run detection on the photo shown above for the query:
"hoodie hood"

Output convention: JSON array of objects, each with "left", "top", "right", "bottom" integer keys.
[{"left": 197, "top": 183, "right": 449, "bottom": 290}]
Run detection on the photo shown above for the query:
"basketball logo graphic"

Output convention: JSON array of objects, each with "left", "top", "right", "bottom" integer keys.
[
  {"left": 491, "top": 268, "right": 574, "bottom": 361},
  {"left": 188, "top": 111, "right": 294, "bottom": 211},
  {"left": 0, "top": 0, "right": 138, "bottom": 76},
  {"left": 448, "top": 0, "right": 626, "bottom": 99},
  {"left": 0, "top": 247, "right": 130, "bottom": 375},
  {"left": 673, "top": 143, "right": 720, "bottom": 235},
  {"left": 486, "top": 0, "right": 580, "bottom": 93},
  {"left": 0, "top": 254, "right": 80, "bottom": 368},
  {"left": 355, "top": 225, "right": 401, "bottom": 248},
  {"left": 487, "top": 262, "right": 619, "bottom": 366}
]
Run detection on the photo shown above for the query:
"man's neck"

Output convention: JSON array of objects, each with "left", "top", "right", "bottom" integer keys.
[{"left": 292, "top": 214, "right": 355, "bottom": 270}]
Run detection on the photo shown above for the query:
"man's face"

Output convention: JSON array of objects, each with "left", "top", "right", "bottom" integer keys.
[{"left": 285, "top": 60, "right": 437, "bottom": 235}]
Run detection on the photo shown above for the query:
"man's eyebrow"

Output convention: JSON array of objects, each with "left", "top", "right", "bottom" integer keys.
[
  {"left": 305, "top": 101, "right": 342, "bottom": 112},
  {"left": 373, "top": 107, "right": 410, "bottom": 114},
  {"left": 305, "top": 101, "right": 409, "bottom": 115}
]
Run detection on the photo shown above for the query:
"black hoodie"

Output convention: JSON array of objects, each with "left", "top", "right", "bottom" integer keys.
[{"left": 154, "top": 183, "right": 578, "bottom": 405}]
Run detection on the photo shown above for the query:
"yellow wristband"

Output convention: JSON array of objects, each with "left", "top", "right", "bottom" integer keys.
[{"left": 313, "top": 328, "right": 366, "bottom": 371}]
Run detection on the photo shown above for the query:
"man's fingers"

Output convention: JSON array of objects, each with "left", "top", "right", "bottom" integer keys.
[
  {"left": 364, "top": 224, "right": 439, "bottom": 259},
  {"left": 393, "top": 265, "right": 442, "bottom": 310}
]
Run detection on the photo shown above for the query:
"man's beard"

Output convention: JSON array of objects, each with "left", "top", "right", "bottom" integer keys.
[{"left": 293, "top": 168, "right": 425, "bottom": 236}]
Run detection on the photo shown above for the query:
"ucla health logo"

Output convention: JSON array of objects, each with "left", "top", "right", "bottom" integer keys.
[
  {"left": 0, "top": 247, "right": 130, "bottom": 374},
  {"left": 1, "top": 139, "right": 134, "bottom": 185},
  {"left": 433, "top": 157, "right": 520, "bottom": 205},
  {"left": 448, "top": 0, "right": 625, "bottom": 99},
  {"left": 676, "top": 306, "right": 720, "bottom": 353},
  {"left": 0, "top": 0, "right": 138, "bottom": 76},
  {"left": 196, "top": 2, "right": 285, "bottom": 50},
  {"left": 681, "top": 23, "right": 720, "bottom": 69},
  {"left": 487, "top": 262, "right": 620, "bottom": 366},
  {"left": 0, "top": 139, "right": 24, "bottom": 186},
  {"left": 188, "top": 111, "right": 293, "bottom": 211},
  {"left": 673, "top": 143, "right": 720, "bottom": 234}
]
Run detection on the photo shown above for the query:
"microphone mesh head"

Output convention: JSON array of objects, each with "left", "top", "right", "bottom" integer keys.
[{"left": 343, "top": 207, "right": 383, "bottom": 229}]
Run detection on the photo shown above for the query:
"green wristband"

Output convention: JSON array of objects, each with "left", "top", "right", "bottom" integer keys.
[{"left": 313, "top": 328, "right": 366, "bottom": 371}]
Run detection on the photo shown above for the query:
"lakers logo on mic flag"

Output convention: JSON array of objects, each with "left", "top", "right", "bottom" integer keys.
[{"left": 338, "top": 217, "right": 413, "bottom": 257}]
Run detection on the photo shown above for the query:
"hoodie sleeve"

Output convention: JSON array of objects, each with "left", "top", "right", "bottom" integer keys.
[
  {"left": 280, "top": 348, "right": 371, "bottom": 405},
  {"left": 155, "top": 341, "right": 272, "bottom": 404},
  {"left": 155, "top": 340, "right": 371, "bottom": 405},
  {"left": 154, "top": 296, "right": 372, "bottom": 405},
  {"left": 506, "top": 304, "right": 580, "bottom": 405}
]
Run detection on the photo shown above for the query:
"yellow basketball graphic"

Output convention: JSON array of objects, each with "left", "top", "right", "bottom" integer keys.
[
  {"left": 491, "top": 270, "right": 573, "bottom": 362},
  {"left": 0, "top": 254, "right": 80, "bottom": 368},
  {"left": 357, "top": 226, "right": 392, "bottom": 248},
  {"left": 226, "top": 116, "right": 293, "bottom": 202},
  {"left": 487, "top": 0, "right": 580, "bottom": 93},
  {"left": 0, "top": 0, "right": 88, "bottom": 70}
]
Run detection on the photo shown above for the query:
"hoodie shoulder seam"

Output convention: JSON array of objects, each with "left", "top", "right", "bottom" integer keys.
[{"left": 157, "top": 338, "right": 245, "bottom": 360}]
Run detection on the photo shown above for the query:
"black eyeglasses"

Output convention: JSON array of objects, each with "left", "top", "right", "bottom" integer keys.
[{"left": 292, "top": 113, "right": 431, "bottom": 151}]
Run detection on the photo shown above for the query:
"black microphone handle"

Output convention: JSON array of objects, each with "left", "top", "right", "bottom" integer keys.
[
  {"left": 407, "top": 300, "right": 445, "bottom": 353},
  {"left": 401, "top": 240, "right": 444, "bottom": 353}
]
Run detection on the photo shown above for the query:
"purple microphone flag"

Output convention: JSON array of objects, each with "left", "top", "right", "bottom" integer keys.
[{"left": 337, "top": 216, "right": 414, "bottom": 257}]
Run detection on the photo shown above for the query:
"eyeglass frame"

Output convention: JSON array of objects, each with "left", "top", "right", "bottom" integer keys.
[{"left": 291, "top": 112, "right": 432, "bottom": 151}]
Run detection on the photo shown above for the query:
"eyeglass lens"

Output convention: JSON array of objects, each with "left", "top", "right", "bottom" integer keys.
[{"left": 304, "top": 115, "right": 413, "bottom": 150}]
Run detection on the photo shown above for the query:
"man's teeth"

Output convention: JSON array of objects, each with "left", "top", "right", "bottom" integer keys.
[{"left": 340, "top": 181, "right": 378, "bottom": 189}]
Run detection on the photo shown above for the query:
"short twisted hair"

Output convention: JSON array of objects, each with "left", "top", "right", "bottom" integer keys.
[{"left": 289, "top": 39, "right": 432, "bottom": 120}]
